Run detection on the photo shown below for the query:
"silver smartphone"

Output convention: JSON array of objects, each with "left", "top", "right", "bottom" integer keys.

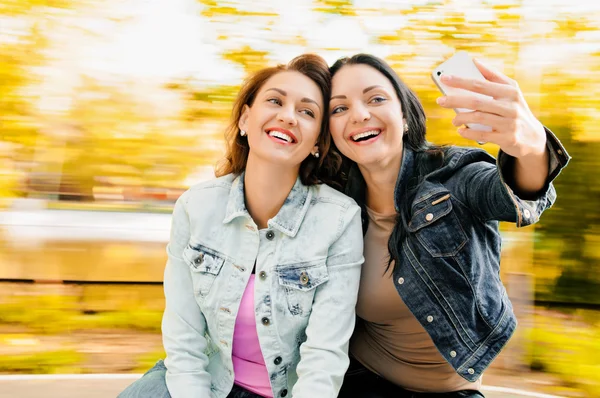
[{"left": 431, "top": 51, "right": 492, "bottom": 140}]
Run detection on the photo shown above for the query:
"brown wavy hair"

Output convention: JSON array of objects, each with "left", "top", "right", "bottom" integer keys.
[{"left": 215, "top": 54, "right": 341, "bottom": 187}]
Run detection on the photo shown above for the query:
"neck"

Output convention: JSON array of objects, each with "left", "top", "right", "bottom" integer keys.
[
  {"left": 359, "top": 150, "right": 403, "bottom": 215},
  {"left": 244, "top": 154, "right": 299, "bottom": 229}
]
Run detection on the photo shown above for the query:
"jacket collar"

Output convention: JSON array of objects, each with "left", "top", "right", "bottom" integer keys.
[
  {"left": 392, "top": 146, "right": 415, "bottom": 212},
  {"left": 223, "top": 172, "right": 312, "bottom": 237},
  {"left": 345, "top": 145, "right": 415, "bottom": 213}
]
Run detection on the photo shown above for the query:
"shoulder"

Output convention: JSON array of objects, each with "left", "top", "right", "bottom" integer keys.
[
  {"left": 304, "top": 183, "right": 363, "bottom": 249},
  {"left": 415, "top": 146, "right": 497, "bottom": 183},
  {"left": 178, "top": 174, "right": 234, "bottom": 203},
  {"left": 307, "top": 183, "right": 362, "bottom": 240},
  {"left": 411, "top": 146, "right": 500, "bottom": 201},
  {"left": 171, "top": 174, "right": 236, "bottom": 218},
  {"left": 187, "top": 173, "right": 235, "bottom": 194},
  {"left": 311, "top": 183, "right": 360, "bottom": 212},
  {"left": 441, "top": 145, "right": 496, "bottom": 169}
]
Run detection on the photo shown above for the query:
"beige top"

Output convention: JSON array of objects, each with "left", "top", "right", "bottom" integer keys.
[{"left": 350, "top": 207, "right": 481, "bottom": 393}]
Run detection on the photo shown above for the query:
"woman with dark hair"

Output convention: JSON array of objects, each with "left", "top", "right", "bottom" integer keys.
[
  {"left": 118, "top": 54, "right": 364, "bottom": 398},
  {"left": 328, "top": 54, "right": 570, "bottom": 397}
]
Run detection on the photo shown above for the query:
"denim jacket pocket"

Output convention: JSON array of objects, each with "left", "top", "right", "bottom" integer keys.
[
  {"left": 183, "top": 244, "right": 226, "bottom": 297},
  {"left": 277, "top": 260, "right": 329, "bottom": 317},
  {"left": 408, "top": 192, "right": 468, "bottom": 258}
]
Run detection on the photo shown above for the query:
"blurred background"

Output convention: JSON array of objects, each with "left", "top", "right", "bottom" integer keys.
[{"left": 0, "top": 0, "right": 599, "bottom": 396}]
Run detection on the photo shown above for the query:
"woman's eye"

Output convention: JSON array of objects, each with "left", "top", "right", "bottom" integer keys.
[
  {"left": 370, "top": 96, "right": 386, "bottom": 104},
  {"left": 267, "top": 98, "right": 282, "bottom": 105},
  {"left": 300, "top": 109, "right": 315, "bottom": 118},
  {"left": 331, "top": 106, "right": 347, "bottom": 115}
]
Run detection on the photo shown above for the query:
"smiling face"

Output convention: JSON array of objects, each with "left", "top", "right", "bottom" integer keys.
[
  {"left": 238, "top": 71, "right": 322, "bottom": 171},
  {"left": 329, "top": 64, "right": 407, "bottom": 169}
]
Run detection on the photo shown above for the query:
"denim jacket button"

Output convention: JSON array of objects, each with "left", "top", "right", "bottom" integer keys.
[
  {"left": 427, "top": 315, "right": 434, "bottom": 323},
  {"left": 468, "top": 368, "right": 475, "bottom": 375},
  {"left": 266, "top": 230, "right": 275, "bottom": 240},
  {"left": 450, "top": 350, "right": 457, "bottom": 358},
  {"left": 194, "top": 253, "right": 204, "bottom": 264},
  {"left": 397, "top": 277, "right": 404, "bottom": 285},
  {"left": 523, "top": 209, "right": 531, "bottom": 219},
  {"left": 300, "top": 272, "right": 309, "bottom": 285},
  {"left": 425, "top": 213, "right": 434, "bottom": 221},
  {"left": 280, "top": 389, "right": 288, "bottom": 397},
  {"left": 273, "top": 356, "right": 282, "bottom": 365},
  {"left": 261, "top": 317, "right": 271, "bottom": 326},
  {"left": 259, "top": 271, "right": 267, "bottom": 280}
]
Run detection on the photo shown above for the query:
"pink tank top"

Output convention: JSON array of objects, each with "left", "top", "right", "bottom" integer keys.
[{"left": 232, "top": 274, "right": 273, "bottom": 397}]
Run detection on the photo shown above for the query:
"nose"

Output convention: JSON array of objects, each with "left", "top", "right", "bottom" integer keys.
[
  {"left": 277, "top": 105, "right": 298, "bottom": 126},
  {"left": 350, "top": 103, "right": 370, "bottom": 124}
]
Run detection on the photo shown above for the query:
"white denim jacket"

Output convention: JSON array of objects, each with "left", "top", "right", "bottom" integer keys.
[{"left": 162, "top": 172, "right": 364, "bottom": 398}]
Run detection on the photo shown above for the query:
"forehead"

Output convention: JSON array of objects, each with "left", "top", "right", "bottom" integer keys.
[
  {"left": 258, "top": 71, "right": 323, "bottom": 103},
  {"left": 331, "top": 64, "right": 394, "bottom": 95}
]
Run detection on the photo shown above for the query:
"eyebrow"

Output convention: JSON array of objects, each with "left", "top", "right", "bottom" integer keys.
[
  {"left": 363, "top": 85, "right": 384, "bottom": 93},
  {"left": 266, "top": 88, "right": 286, "bottom": 96},
  {"left": 301, "top": 97, "right": 320, "bottom": 111},
  {"left": 330, "top": 85, "right": 385, "bottom": 101},
  {"left": 265, "top": 88, "right": 321, "bottom": 111}
]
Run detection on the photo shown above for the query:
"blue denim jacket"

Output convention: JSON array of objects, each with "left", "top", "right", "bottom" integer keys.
[
  {"left": 162, "top": 173, "right": 364, "bottom": 398},
  {"left": 345, "top": 129, "right": 570, "bottom": 382}
]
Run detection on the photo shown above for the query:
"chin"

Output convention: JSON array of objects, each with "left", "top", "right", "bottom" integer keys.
[
  {"left": 358, "top": 157, "right": 383, "bottom": 168},
  {"left": 267, "top": 155, "right": 301, "bottom": 168},
  {"left": 350, "top": 150, "right": 386, "bottom": 167}
]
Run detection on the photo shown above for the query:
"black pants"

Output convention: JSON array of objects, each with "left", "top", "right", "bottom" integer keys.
[
  {"left": 338, "top": 357, "right": 485, "bottom": 398},
  {"left": 227, "top": 384, "right": 265, "bottom": 398}
]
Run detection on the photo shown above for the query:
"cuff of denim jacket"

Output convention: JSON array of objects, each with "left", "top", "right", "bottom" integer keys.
[
  {"left": 497, "top": 126, "right": 571, "bottom": 201},
  {"left": 495, "top": 126, "right": 570, "bottom": 227}
]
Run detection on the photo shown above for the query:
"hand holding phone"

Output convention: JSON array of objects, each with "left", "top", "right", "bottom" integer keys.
[
  {"left": 431, "top": 52, "right": 492, "bottom": 142},
  {"left": 431, "top": 52, "right": 549, "bottom": 161}
]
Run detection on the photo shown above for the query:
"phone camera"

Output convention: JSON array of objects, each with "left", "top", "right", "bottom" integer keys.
[{"left": 437, "top": 71, "right": 442, "bottom": 76}]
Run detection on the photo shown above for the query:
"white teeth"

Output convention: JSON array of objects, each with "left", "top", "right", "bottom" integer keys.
[
  {"left": 268, "top": 131, "right": 293, "bottom": 143},
  {"left": 352, "top": 130, "right": 380, "bottom": 141}
]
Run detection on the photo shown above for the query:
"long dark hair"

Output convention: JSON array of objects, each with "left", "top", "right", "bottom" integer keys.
[
  {"left": 216, "top": 54, "right": 341, "bottom": 186},
  {"left": 330, "top": 54, "right": 447, "bottom": 274}
]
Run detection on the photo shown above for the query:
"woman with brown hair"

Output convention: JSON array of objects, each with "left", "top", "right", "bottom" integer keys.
[
  {"left": 118, "top": 54, "right": 364, "bottom": 398},
  {"left": 328, "top": 53, "right": 569, "bottom": 397}
]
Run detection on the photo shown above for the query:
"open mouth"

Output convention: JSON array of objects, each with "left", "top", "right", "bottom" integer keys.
[
  {"left": 350, "top": 129, "right": 381, "bottom": 143},
  {"left": 266, "top": 128, "right": 297, "bottom": 144}
]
